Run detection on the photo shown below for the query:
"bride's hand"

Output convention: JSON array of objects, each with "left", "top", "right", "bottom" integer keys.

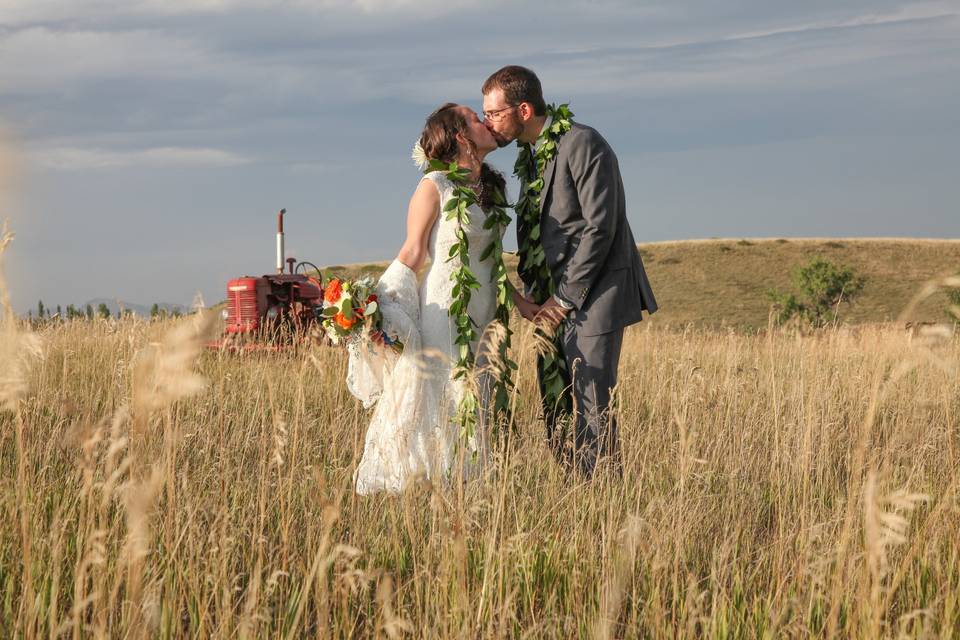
[{"left": 369, "top": 329, "right": 387, "bottom": 347}]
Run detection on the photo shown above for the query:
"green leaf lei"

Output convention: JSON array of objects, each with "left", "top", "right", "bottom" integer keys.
[
  {"left": 512, "top": 103, "right": 574, "bottom": 416},
  {"left": 426, "top": 158, "right": 516, "bottom": 443}
]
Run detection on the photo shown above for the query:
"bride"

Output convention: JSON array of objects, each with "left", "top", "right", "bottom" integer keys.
[{"left": 349, "top": 103, "right": 535, "bottom": 495}]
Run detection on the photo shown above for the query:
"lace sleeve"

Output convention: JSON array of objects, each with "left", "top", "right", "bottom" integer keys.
[{"left": 421, "top": 171, "right": 449, "bottom": 202}]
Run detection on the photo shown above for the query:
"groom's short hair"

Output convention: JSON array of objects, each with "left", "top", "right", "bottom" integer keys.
[{"left": 482, "top": 66, "right": 546, "bottom": 117}]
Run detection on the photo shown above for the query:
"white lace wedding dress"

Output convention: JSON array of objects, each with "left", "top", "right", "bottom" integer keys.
[{"left": 349, "top": 171, "right": 505, "bottom": 495}]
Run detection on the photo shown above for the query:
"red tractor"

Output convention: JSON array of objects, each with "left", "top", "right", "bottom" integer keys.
[{"left": 213, "top": 209, "right": 325, "bottom": 348}]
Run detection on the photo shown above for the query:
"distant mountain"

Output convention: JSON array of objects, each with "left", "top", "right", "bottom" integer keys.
[{"left": 81, "top": 299, "right": 188, "bottom": 317}]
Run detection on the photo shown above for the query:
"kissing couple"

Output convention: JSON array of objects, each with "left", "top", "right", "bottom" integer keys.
[{"left": 346, "top": 65, "right": 657, "bottom": 495}]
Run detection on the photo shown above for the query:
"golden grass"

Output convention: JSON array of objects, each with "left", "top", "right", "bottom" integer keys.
[{"left": 2, "top": 230, "right": 960, "bottom": 637}]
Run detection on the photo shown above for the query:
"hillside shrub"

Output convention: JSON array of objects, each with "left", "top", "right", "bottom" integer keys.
[
  {"left": 768, "top": 256, "right": 865, "bottom": 327},
  {"left": 947, "top": 286, "right": 960, "bottom": 322}
]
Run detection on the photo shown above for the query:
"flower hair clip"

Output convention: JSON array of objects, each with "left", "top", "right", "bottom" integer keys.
[{"left": 411, "top": 140, "right": 429, "bottom": 171}]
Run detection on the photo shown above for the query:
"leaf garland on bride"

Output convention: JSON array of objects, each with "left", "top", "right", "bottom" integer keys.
[
  {"left": 512, "top": 103, "right": 574, "bottom": 418},
  {"left": 425, "top": 157, "right": 516, "bottom": 445}
]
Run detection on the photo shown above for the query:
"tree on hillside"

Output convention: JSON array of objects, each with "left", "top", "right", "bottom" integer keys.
[
  {"left": 37, "top": 300, "right": 45, "bottom": 319},
  {"left": 150, "top": 303, "right": 160, "bottom": 318},
  {"left": 768, "top": 256, "right": 865, "bottom": 328},
  {"left": 86, "top": 304, "right": 94, "bottom": 320},
  {"left": 97, "top": 303, "right": 111, "bottom": 319}
]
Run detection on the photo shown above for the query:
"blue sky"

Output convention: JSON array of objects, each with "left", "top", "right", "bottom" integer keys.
[{"left": 1, "top": 0, "right": 958, "bottom": 311}]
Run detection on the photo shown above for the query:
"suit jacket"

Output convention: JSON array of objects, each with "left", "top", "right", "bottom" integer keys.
[{"left": 518, "top": 121, "right": 658, "bottom": 337}]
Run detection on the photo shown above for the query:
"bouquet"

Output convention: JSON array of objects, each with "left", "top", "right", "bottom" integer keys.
[{"left": 319, "top": 276, "right": 401, "bottom": 351}]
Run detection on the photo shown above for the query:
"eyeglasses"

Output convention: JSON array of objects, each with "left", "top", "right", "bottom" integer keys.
[{"left": 483, "top": 105, "right": 518, "bottom": 122}]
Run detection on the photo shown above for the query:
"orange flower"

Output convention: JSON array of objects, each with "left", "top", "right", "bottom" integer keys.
[
  {"left": 334, "top": 312, "right": 356, "bottom": 330},
  {"left": 324, "top": 279, "right": 342, "bottom": 304}
]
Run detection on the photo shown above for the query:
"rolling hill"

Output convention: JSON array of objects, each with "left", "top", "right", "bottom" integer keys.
[{"left": 321, "top": 238, "right": 960, "bottom": 329}]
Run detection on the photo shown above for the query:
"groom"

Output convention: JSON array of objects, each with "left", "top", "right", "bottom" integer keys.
[{"left": 481, "top": 65, "right": 657, "bottom": 477}]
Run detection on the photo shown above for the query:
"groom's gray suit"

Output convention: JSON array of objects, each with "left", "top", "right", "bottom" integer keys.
[{"left": 519, "top": 120, "right": 657, "bottom": 476}]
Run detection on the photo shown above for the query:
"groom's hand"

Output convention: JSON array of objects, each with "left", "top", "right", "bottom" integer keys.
[
  {"left": 514, "top": 296, "right": 540, "bottom": 322},
  {"left": 535, "top": 297, "right": 570, "bottom": 332}
]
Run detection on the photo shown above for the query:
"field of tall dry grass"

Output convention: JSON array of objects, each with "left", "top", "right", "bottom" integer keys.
[{"left": 2, "top": 224, "right": 959, "bottom": 638}]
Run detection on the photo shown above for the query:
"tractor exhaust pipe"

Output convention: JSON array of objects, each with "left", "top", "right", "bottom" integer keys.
[{"left": 276, "top": 208, "right": 286, "bottom": 274}]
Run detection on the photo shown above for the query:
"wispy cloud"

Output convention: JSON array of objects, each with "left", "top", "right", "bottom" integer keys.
[
  {"left": 725, "top": 3, "right": 959, "bottom": 41},
  {"left": 0, "top": 27, "right": 216, "bottom": 90},
  {"left": 29, "top": 145, "right": 251, "bottom": 170},
  {"left": 0, "top": 0, "right": 489, "bottom": 26}
]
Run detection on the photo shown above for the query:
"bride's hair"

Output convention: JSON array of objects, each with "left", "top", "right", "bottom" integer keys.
[{"left": 419, "top": 103, "right": 505, "bottom": 211}]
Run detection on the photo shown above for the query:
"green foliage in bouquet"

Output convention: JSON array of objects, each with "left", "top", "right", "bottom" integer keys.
[{"left": 319, "top": 277, "right": 381, "bottom": 344}]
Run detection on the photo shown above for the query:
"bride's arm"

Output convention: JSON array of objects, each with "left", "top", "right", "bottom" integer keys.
[{"left": 395, "top": 178, "right": 440, "bottom": 273}]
